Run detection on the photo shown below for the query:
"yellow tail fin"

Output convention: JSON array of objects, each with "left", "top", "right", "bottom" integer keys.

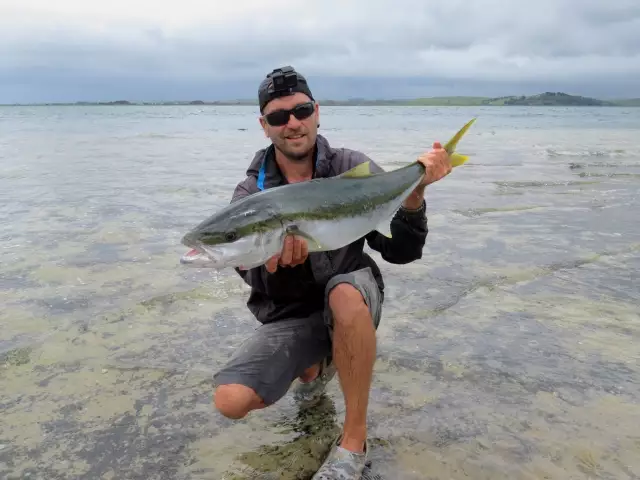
[
  {"left": 450, "top": 153, "right": 470, "bottom": 167},
  {"left": 443, "top": 118, "right": 476, "bottom": 168}
]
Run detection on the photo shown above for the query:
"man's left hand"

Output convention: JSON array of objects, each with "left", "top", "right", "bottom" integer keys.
[
  {"left": 416, "top": 141, "right": 452, "bottom": 187},
  {"left": 401, "top": 141, "right": 452, "bottom": 210},
  {"left": 264, "top": 235, "right": 308, "bottom": 273}
]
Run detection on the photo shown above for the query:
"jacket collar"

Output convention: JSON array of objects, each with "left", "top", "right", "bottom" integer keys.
[{"left": 248, "top": 135, "right": 335, "bottom": 191}]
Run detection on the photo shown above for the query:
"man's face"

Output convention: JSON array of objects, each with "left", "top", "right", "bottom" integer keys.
[{"left": 259, "top": 92, "right": 319, "bottom": 162}]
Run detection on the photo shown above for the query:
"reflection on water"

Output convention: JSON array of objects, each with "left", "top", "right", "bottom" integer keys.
[{"left": 1, "top": 105, "right": 639, "bottom": 479}]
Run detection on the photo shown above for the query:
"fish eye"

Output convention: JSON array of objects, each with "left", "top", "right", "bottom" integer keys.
[{"left": 224, "top": 230, "right": 238, "bottom": 242}]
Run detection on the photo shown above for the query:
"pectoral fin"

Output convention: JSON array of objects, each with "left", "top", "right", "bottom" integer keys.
[
  {"left": 285, "top": 225, "right": 324, "bottom": 250},
  {"left": 375, "top": 220, "right": 393, "bottom": 238}
]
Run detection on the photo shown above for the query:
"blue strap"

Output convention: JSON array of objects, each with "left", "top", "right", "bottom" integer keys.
[
  {"left": 257, "top": 161, "right": 266, "bottom": 191},
  {"left": 256, "top": 145, "right": 319, "bottom": 191}
]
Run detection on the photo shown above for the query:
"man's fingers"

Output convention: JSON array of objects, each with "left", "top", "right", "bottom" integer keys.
[
  {"left": 279, "top": 236, "right": 293, "bottom": 265},
  {"left": 265, "top": 255, "right": 279, "bottom": 273},
  {"left": 433, "top": 141, "right": 442, "bottom": 150},
  {"left": 292, "top": 236, "right": 303, "bottom": 264},
  {"left": 266, "top": 235, "right": 308, "bottom": 271}
]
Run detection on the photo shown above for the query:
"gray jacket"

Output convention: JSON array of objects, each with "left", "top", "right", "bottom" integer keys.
[{"left": 231, "top": 134, "right": 428, "bottom": 324}]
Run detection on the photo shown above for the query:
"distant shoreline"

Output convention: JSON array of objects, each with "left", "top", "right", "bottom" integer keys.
[{"left": 3, "top": 92, "right": 640, "bottom": 107}]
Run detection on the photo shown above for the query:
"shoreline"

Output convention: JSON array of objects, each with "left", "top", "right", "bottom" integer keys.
[{"left": 3, "top": 93, "right": 640, "bottom": 108}]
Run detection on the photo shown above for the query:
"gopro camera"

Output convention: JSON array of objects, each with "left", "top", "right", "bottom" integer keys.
[{"left": 269, "top": 66, "right": 298, "bottom": 94}]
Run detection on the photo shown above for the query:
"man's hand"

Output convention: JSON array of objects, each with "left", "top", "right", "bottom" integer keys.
[
  {"left": 402, "top": 141, "right": 452, "bottom": 210},
  {"left": 417, "top": 141, "right": 452, "bottom": 187},
  {"left": 265, "top": 235, "right": 308, "bottom": 273}
]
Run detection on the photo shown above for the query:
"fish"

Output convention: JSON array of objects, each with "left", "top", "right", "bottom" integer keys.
[{"left": 180, "top": 118, "right": 476, "bottom": 269}]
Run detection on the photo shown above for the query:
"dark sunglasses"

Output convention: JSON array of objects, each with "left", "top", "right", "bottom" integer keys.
[{"left": 263, "top": 102, "right": 315, "bottom": 127}]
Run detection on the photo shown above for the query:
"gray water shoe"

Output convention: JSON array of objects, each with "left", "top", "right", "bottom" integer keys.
[
  {"left": 311, "top": 434, "right": 368, "bottom": 480},
  {"left": 293, "top": 356, "right": 337, "bottom": 406}
]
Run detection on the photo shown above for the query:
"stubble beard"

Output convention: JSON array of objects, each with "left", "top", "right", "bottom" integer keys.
[
  {"left": 275, "top": 136, "right": 314, "bottom": 162},
  {"left": 278, "top": 145, "right": 313, "bottom": 162}
]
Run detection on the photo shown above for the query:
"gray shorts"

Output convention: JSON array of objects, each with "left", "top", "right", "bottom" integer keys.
[{"left": 212, "top": 267, "right": 382, "bottom": 406}]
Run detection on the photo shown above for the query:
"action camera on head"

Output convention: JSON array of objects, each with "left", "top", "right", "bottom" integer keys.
[{"left": 269, "top": 66, "right": 299, "bottom": 94}]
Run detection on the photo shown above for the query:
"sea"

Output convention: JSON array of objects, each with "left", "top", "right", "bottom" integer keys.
[{"left": 1, "top": 105, "right": 639, "bottom": 479}]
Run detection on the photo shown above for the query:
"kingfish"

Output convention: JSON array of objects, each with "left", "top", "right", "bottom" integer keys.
[{"left": 180, "top": 118, "right": 476, "bottom": 269}]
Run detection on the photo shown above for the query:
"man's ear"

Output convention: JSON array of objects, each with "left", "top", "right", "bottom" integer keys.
[{"left": 258, "top": 116, "right": 268, "bottom": 137}]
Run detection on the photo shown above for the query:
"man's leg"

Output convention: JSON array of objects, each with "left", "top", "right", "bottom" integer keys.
[
  {"left": 212, "top": 314, "right": 331, "bottom": 419},
  {"left": 312, "top": 267, "right": 382, "bottom": 479},
  {"left": 328, "top": 282, "right": 376, "bottom": 452},
  {"left": 213, "top": 384, "right": 266, "bottom": 420}
]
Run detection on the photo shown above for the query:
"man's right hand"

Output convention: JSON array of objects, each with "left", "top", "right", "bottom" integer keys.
[{"left": 265, "top": 235, "right": 309, "bottom": 273}]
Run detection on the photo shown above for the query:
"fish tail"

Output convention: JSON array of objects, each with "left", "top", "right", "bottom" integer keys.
[
  {"left": 450, "top": 153, "right": 469, "bottom": 167},
  {"left": 443, "top": 118, "right": 476, "bottom": 167}
]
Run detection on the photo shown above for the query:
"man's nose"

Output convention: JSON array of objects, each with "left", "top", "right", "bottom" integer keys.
[{"left": 286, "top": 113, "right": 302, "bottom": 128}]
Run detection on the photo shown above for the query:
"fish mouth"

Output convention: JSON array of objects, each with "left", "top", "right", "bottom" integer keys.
[{"left": 180, "top": 245, "right": 219, "bottom": 267}]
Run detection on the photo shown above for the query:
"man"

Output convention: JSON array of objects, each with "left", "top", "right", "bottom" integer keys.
[{"left": 211, "top": 66, "right": 452, "bottom": 479}]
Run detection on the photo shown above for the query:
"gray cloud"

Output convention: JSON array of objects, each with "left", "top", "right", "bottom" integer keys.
[{"left": 2, "top": 0, "right": 640, "bottom": 103}]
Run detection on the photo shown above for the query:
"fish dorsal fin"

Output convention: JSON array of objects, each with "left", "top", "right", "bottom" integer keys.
[{"left": 340, "top": 161, "right": 373, "bottom": 178}]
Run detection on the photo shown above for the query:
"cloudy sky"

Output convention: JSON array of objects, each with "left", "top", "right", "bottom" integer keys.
[{"left": 2, "top": 0, "right": 640, "bottom": 103}]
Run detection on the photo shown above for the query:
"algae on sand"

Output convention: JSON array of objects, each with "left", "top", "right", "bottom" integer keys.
[{"left": 1, "top": 346, "right": 31, "bottom": 367}]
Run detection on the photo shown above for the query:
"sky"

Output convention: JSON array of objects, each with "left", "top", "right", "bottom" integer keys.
[{"left": 2, "top": 0, "right": 640, "bottom": 103}]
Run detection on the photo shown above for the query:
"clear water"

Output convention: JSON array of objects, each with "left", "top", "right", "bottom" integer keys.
[{"left": 1, "top": 105, "right": 639, "bottom": 479}]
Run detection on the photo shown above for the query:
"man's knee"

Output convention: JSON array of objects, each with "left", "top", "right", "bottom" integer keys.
[
  {"left": 328, "top": 283, "right": 370, "bottom": 327},
  {"left": 213, "top": 384, "right": 262, "bottom": 419}
]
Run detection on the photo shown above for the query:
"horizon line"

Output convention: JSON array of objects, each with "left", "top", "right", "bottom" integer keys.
[{"left": 2, "top": 92, "right": 640, "bottom": 107}]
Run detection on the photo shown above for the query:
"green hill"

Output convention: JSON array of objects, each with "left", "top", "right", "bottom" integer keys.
[
  {"left": 481, "top": 92, "right": 614, "bottom": 106},
  {"left": 320, "top": 96, "right": 490, "bottom": 106},
  {"left": 403, "top": 92, "right": 619, "bottom": 106},
  {"left": 312, "top": 92, "right": 633, "bottom": 107},
  {"left": 611, "top": 98, "right": 640, "bottom": 107}
]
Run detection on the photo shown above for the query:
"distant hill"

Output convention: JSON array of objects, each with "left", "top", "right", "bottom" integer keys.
[
  {"left": 3, "top": 92, "right": 639, "bottom": 107},
  {"left": 479, "top": 92, "right": 614, "bottom": 106},
  {"left": 74, "top": 100, "right": 133, "bottom": 105},
  {"left": 323, "top": 92, "right": 626, "bottom": 107},
  {"left": 612, "top": 98, "right": 640, "bottom": 107},
  {"left": 318, "top": 96, "right": 489, "bottom": 106}
]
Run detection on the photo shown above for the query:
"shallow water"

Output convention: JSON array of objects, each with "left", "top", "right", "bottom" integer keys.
[{"left": 1, "top": 105, "right": 639, "bottom": 479}]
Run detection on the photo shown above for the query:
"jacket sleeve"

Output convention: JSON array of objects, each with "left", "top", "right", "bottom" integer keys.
[
  {"left": 230, "top": 177, "right": 254, "bottom": 203},
  {"left": 341, "top": 152, "right": 428, "bottom": 264},
  {"left": 361, "top": 156, "right": 428, "bottom": 264},
  {"left": 365, "top": 201, "right": 428, "bottom": 264}
]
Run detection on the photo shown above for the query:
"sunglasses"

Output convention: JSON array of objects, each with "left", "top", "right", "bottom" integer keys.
[{"left": 263, "top": 102, "right": 315, "bottom": 127}]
